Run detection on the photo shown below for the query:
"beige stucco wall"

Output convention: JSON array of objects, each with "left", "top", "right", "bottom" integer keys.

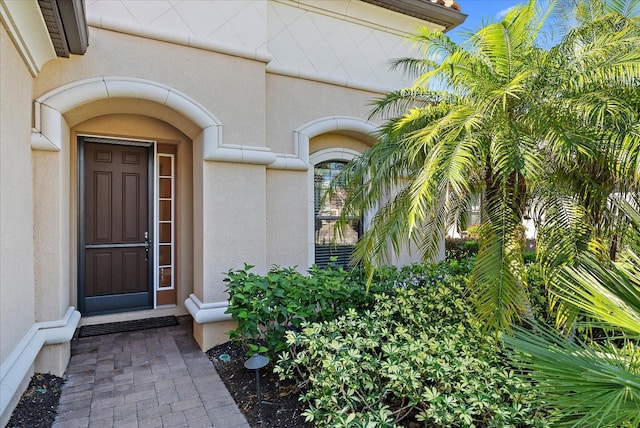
[
  {"left": 266, "top": 169, "right": 309, "bottom": 268},
  {"left": 310, "top": 133, "right": 372, "bottom": 155},
  {"left": 33, "top": 141, "right": 71, "bottom": 323},
  {"left": 35, "top": 28, "right": 267, "bottom": 150},
  {"left": 0, "top": 22, "right": 37, "bottom": 423},
  {"left": 32, "top": 138, "right": 73, "bottom": 390},
  {"left": 5, "top": 0, "right": 440, "bottom": 356},
  {"left": 85, "top": 0, "right": 431, "bottom": 93},
  {"left": 0, "top": 21, "right": 37, "bottom": 365},
  {"left": 264, "top": 72, "right": 381, "bottom": 271},
  {"left": 32, "top": 26, "right": 270, "bottom": 305},
  {"left": 0, "top": 0, "right": 456, "bottom": 410},
  {"left": 266, "top": 114, "right": 377, "bottom": 271},
  {"left": 265, "top": 73, "right": 380, "bottom": 155},
  {"left": 201, "top": 162, "right": 268, "bottom": 301}
]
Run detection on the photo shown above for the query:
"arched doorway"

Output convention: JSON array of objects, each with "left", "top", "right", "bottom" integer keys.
[{"left": 31, "top": 77, "right": 217, "bottom": 317}]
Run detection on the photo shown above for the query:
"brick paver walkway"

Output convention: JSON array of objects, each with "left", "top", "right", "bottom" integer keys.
[{"left": 53, "top": 316, "right": 249, "bottom": 428}]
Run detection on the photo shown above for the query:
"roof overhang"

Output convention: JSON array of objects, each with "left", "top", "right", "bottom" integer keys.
[
  {"left": 38, "top": 0, "right": 88, "bottom": 57},
  {"left": 361, "top": 0, "right": 467, "bottom": 32}
]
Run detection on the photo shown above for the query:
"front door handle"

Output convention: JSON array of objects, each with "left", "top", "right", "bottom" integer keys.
[{"left": 144, "top": 231, "right": 151, "bottom": 261}]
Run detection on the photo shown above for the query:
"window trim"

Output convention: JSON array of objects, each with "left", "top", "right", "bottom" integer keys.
[{"left": 308, "top": 148, "right": 361, "bottom": 268}]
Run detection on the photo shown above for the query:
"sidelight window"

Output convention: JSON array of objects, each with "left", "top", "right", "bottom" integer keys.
[{"left": 157, "top": 153, "right": 175, "bottom": 290}]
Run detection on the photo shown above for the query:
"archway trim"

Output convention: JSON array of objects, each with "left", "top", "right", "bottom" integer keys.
[
  {"left": 31, "top": 76, "right": 276, "bottom": 165},
  {"left": 268, "top": 115, "right": 378, "bottom": 171},
  {"left": 299, "top": 116, "right": 378, "bottom": 266}
]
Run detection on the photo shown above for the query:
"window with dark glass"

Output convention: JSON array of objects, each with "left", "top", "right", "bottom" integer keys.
[{"left": 314, "top": 161, "right": 361, "bottom": 268}]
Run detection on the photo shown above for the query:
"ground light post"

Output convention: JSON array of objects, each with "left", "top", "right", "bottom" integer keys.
[{"left": 244, "top": 353, "right": 270, "bottom": 424}]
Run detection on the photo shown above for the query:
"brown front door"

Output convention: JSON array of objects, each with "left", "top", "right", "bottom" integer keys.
[{"left": 79, "top": 137, "right": 154, "bottom": 315}]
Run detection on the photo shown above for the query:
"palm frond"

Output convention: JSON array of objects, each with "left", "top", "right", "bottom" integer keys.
[
  {"left": 554, "top": 254, "right": 640, "bottom": 336},
  {"left": 504, "top": 323, "right": 640, "bottom": 427},
  {"left": 470, "top": 177, "right": 529, "bottom": 332},
  {"left": 605, "top": 0, "right": 640, "bottom": 17}
]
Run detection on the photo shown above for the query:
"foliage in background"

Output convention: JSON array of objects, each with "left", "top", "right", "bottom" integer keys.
[
  {"left": 275, "top": 261, "right": 556, "bottom": 427},
  {"left": 525, "top": 263, "right": 555, "bottom": 326},
  {"left": 444, "top": 238, "right": 479, "bottom": 260},
  {"left": 532, "top": 0, "right": 640, "bottom": 296}
]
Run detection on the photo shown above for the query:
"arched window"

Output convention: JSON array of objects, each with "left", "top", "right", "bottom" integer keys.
[{"left": 313, "top": 160, "right": 362, "bottom": 268}]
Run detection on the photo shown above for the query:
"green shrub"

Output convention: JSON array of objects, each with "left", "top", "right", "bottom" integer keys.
[
  {"left": 524, "top": 263, "right": 556, "bottom": 326},
  {"left": 275, "top": 267, "right": 556, "bottom": 427},
  {"left": 446, "top": 239, "right": 537, "bottom": 264},
  {"left": 224, "top": 263, "right": 377, "bottom": 355},
  {"left": 224, "top": 260, "right": 477, "bottom": 357},
  {"left": 523, "top": 250, "right": 537, "bottom": 264}
]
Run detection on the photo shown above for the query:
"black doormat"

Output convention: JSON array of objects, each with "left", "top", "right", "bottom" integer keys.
[{"left": 78, "top": 316, "right": 179, "bottom": 338}]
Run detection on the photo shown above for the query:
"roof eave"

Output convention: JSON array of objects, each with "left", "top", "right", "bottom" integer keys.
[
  {"left": 38, "top": 0, "right": 88, "bottom": 57},
  {"left": 361, "top": 0, "right": 468, "bottom": 32}
]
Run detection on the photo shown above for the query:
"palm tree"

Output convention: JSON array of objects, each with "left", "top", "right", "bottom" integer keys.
[
  {"left": 333, "top": 0, "right": 640, "bottom": 331},
  {"left": 527, "top": 0, "right": 640, "bottom": 329}
]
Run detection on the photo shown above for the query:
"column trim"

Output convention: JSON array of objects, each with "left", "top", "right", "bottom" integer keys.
[{"left": 0, "top": 307, "right": 80, "bottom": 421}]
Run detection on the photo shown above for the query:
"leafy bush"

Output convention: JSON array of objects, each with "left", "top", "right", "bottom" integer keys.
[
  {"left": 466, "top": 224, "right": 482, "bottom": 240},
  {"left": 523, "top": 250, "right": 537, "bottom": 264},
  {"left": 275, "top": 264, "right": 556, "bottom": 427},
  {"left": 524, "top": 263, "right": 555, "bottom": 326},
  {"left": 224, "top": 261, "right": 477, "bottom": 356},
  {"left": 224, "top": 263, "right": 378, "bottom": 355}
]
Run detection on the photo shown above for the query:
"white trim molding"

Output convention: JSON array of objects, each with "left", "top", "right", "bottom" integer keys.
[
  {"left": 30, "top": 80, "right": 381, "bottom": 170},
  {"left": 87, "top": 18, "right": 272, "bottom": 64},
  {"left": 184, "top": 294, "right": 231, "bottom": 324},
  {"left": 0, "top": 0, "right": 57, "bottom": 76},
  {"left": 270, "top": 115, "right": 378, "bottom": 171},
  {"left": 30, "top": 76, "right": 276, "bottom": 165},
  {"left": 0, "top": 307, "right": 80, "bottom": 421}
]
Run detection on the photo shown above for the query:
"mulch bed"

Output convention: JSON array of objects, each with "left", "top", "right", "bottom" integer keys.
[
  {"left": 6, "top": 373, "right": 64, "bottom": 428},
  {"left": 206, "top": 342, "right": 313, "bottom": 428}
]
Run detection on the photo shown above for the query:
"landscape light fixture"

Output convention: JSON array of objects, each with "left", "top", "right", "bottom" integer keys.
[{"left": 244, "top": 353, "right": 270, "bottom": 424}]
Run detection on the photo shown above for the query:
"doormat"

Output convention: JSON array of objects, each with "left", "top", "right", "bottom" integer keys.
[{"left": 78, "top": 316, "right": 179, "bottom": 338}]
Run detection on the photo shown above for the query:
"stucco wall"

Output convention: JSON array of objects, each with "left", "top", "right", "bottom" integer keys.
[
  {"left": 33, "top": 27, "right": 270, "bottom": 306},
  {"left": 266, "top": 168, "right": 309, "bottom": 268},
  {"left": 35, "top": 28, "right": 267, "bottom": 150},
  {"left": 84, "top": 0, "right": 430, "bottom": 93},
  {"left": 310, "top": 133, "right": 372, "bottom": 155},
  {"left": 0, "top": 22, "right": 37, "bottom": 423},
  {"left": 267, "top": 0, "right": 430, "bottom": 90},
  {"left": 266, "top": 130, "right": 376, "bottom": 270},
  {"left": 264, "top": 73, "right": 382, "bottom": 270},
  {"left": 16, "top": 0, "right": 442, "bottom": 354},
  {"left": 265, "top": 73, "right": 379, "bottom": 155},
  {"left": 0, "top": 23, "right": 36, "bottom": 366},
  {"left": 202, "top": 162, "right": 268, "bottom": 301}
]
